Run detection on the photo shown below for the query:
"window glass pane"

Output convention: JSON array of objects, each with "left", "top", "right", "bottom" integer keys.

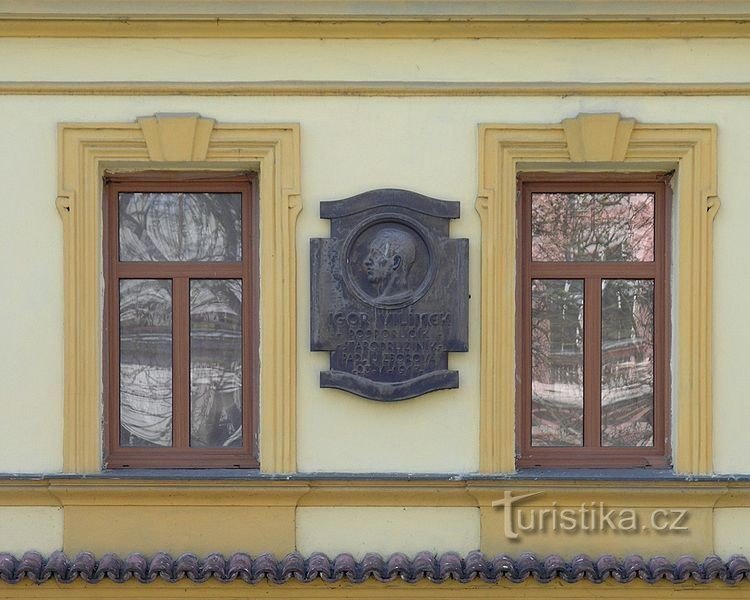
[
  {"left": 190, "top": 279, "right": 243, "bottom": 448},
  {"left": 601, "top": 279, "right": 655, "bottom": 447},
  {"left": 119, "top": 192, "right": 242, "bottom": 262},
  {"left": 119, "top": 279, "right": 172, "bottom": 447},
  {"left": 531, "top": 192, "right": 654, "bottom": 262},
  {"left": 531, "top": 279, "right": 584, "bottom": 447}
]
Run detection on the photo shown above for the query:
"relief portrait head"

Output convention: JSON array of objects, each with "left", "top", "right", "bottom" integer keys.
[
  {"left": 363, "top": 227, "right": 418, "bottom": 300},
  {"left": 345, "top": 219, "right": 434, "bottom": 309}
]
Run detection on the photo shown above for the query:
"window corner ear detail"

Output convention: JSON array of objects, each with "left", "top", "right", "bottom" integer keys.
[
  {"left": 707, "top": 195, "right": 721, "bottom": 220},
  {"left": 56, "top": 193, "right": 73, "bottom": 220},
  {"left": 561, "top": 113, "right": 636, "bottom": 162},
  {"left": 137, "top": 113, "right": 215, "bottom": 162},
  {"left": 475, "top": 193, "right": 490, "bottom": 215}
]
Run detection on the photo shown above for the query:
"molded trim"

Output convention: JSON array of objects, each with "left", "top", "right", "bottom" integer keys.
[
  {"left": 6, "top": 81, "right": 750, "bottom": 97},
  {"left": 477, "top": 113, "right": 718, "bottom": 474},
  {"left": 58, "top": 115, "right": 301, "bottom": 473}
]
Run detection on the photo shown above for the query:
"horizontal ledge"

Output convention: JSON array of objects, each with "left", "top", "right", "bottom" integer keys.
[
  {"left": 0, "top": 476, "right": 749, "bottom": 507},
  {"left": 4, "top": 81, "right": 750, "bottom": 97},
  {"left": 2, "top": 469, "right": 750, "bottom": 481},
  {"left": 49, "top": 484, "right": 311, "bottom": 506},
  {"left": 6, "top": 1, "right": 750, "bottom": 20},
  {"left": 5, "top": 19, "right": 750, "bottom": 39}
]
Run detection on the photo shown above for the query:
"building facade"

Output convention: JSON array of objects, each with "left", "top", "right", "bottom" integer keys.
[{"left": 1, "top": 1, "right": 750, "bottom": 597}]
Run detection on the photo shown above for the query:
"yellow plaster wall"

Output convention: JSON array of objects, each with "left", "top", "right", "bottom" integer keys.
[
  {"left": 296, "top": 507, "right": 480, "bottom": 558},
  {"left": 0, "top": 38, "right": 749, "bottom": 476},
  {"left": 0, "top": 92, "right": 749, "bottom": 474},
  {"left": 4, "top": 38, "right": 750, "bottom": 83},
  {"left": 0, "top": 508, "right": 62, "bottom": 555},
  {"left": 714, "top": 509, "right": 750, "bottom": 557},
  {"left": 63, "top": 506, "right": 295, "bottom": 556},
  {"left": 0, "top": 109, "right": 63, "bottom": 473}
]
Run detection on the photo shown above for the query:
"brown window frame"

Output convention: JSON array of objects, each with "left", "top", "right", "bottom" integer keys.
[
  {"left": 517, "top": 173, "right": 671, "bottom": 469},
  {"left": 104, "top": 172, "right": 260, "bottom": 469}
]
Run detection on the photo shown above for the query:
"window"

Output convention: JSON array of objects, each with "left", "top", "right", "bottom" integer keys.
[
  {"left": 59, "top": 116, "right": 299, "bottom": 473},
  {"left": 516, "top": 174, "right": 670, "bottom": 468},
  {"left": 104, "top": 173, "right": 259, "bottom": 468},
  {"left": 477, "top": 115, "right": 716, "bottom": 474}
]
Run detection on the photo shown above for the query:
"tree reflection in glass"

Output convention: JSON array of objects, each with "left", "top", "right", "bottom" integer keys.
[
  {"left": 119, "top": 279, "right": 173, "bottom": 447},
  {"left": 531, "top": 279, "right": 584, "bottom": 446},
  {"left": 531, "top": 192, "right": 654, "bottom": 262},
  {"left": 119, "top": 192, "right": 242, "bottom": 262},
  {"left": 601, "top": 279, "right": 655, "bottom": 447},
  {"left": 190, "top": 279, "right": 243, "bottom": 448}
]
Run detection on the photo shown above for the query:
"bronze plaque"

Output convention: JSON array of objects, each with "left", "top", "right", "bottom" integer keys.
[{"left": 311, "top": 189, "right": 468, "bottom": 401}]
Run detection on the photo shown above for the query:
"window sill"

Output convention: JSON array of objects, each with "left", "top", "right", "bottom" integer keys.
[
  {"left": 0, "top": 470, "right": 739, "bottom": 483},
  {"left": 504, "top": 467, "right": 683, "bottom": 481}
]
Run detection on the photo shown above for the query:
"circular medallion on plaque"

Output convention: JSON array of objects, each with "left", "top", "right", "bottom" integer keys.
[{"left": 342, "top": 213, "right": 436, "bottom": 309}]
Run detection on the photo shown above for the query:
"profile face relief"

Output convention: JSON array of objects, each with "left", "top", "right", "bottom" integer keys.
[
  {"left": 363, "top": 228, "right": 416, "bottom": 299},
  {"left": 364, "top": 243, "right": 390, "bottom": 284}
]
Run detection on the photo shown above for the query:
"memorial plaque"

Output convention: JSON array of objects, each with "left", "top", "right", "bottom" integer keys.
[{"left": 311, "top": 189, "right": 469, "bottom": 401}]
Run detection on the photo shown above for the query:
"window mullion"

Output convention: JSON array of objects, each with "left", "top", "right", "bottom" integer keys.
[
  {"left": 583, "top": 276, "right": 602, "bottom": 449},
  {"left": 172, "top": 276, "right": 191, "bottom": 449}
]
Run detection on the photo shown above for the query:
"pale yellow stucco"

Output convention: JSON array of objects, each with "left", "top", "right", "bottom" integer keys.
[
  {"left": 64, "top": 505, "right": 295, "bottom": 556},
  {"left": 715, "top": 509, "right": 750, "bottom": 558},
  {"left": 296, "top": 507, "right": 480, "bottom": 558},
  {"left": 2, "top": 92, "right": 749, "bottom": 473},
  {"left": 0, "top": 108, "right": 64, "bottom": 473},
  {"left": 1, "top": 32, "right": 750, "bottom": 562},
  {"left": 0, "top": 508, "right": 62, "bottom": 555},
  {"left": 4, "top": 38, "right": 750, "bottom": 84}
]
